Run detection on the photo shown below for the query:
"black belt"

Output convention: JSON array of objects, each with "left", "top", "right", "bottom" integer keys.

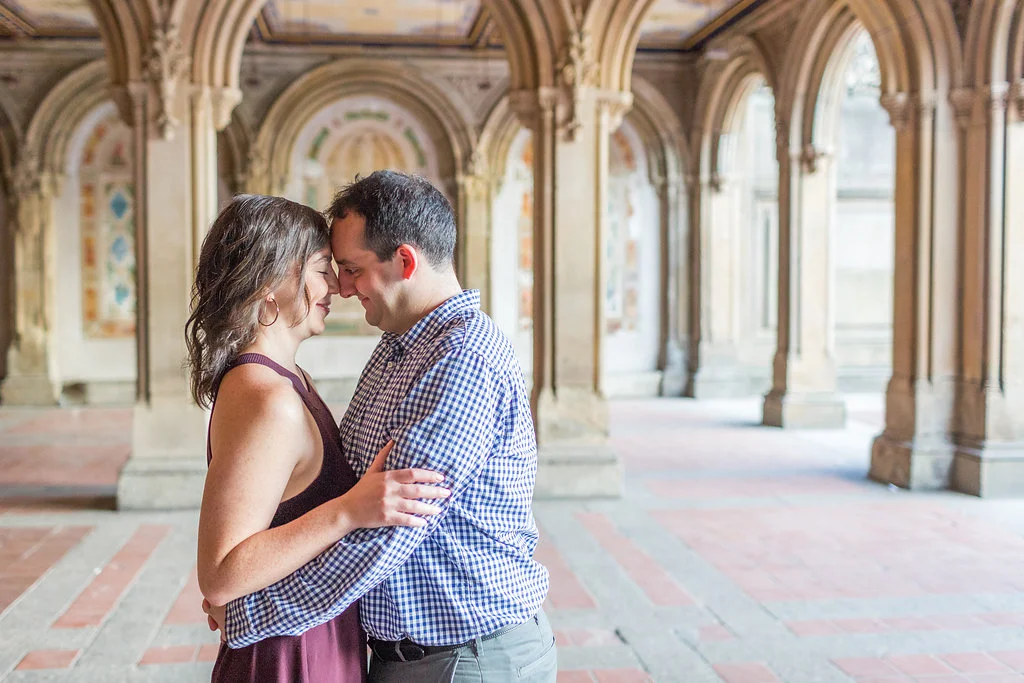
[{"left": 368, "top": 619, "right": 530, "bottom": 663}]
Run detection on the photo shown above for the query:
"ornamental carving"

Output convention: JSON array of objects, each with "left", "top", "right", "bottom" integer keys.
[
  {"left": 880, "top": 92, "right": 912, "bottom": 131},
  {"left": 774, "top": 117, "right": 790, "bottom": 163},
  {"left": 11, "top": 149, "right": 40, "bottom": 198},
  {"left": 558, "top": 25, "right": 599, "bottom": 141},
  {"left": 145, "top": 20, "right": 191, "bottom": 140},
  {"left": 949, "top": 88, "right": 976, "bottom": 129},
  {"left": 799, "top": 144, "right": 827, "bottom": 174},
  {"left": 244, "top": 146, "right": 268, "bottom": 194}
]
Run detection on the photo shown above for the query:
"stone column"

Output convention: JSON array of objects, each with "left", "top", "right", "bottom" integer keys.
[
  {"left": 950, "top": 83, "right": 1024, "bottom": 496},
  {"left": 115, "top": 29, "right": 228, "bottom": 509},
  {"left": 509, "top": 76, "right": 630, "bottom": 498},
  {"left": 457, "top": 151, "right": 492, "bottom": 311},
  {"left": 762, "top": 126, "right": 845, "bottom": 428},
  {"left": 657, "top": 172, "right": 687, "bottom": 396},
  {"left": 687, "top": 171, "right": 750, "bottom": 397},
  {"left": 869, "top": 93, "right": 959, "bottom": 489},
  {"left": 1, "top": 157, "right": 61, "bottom": 405}
]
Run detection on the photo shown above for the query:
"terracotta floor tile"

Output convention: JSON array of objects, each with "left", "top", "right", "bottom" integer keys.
[{"left": 15, "top": 649, "right": 79, "bottom": 670}]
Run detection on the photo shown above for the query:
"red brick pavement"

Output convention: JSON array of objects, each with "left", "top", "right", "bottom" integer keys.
[
  {"left": 0, "top": 526, "right": 92, "bottom": 614},
  {"left": 53, "top": 525, "right": 170, "bottom": 628},
  {"left": 15, "top": 649, "right": 81, "bottom": 670},
  {"left": 658, "top": 503, "right": 1024, "bottom": 601},
  {"left": 6, "top": 400, "right": 1024, "bottom": 682},
  {"left": 164, "top": 566, "right": 207, "bottom": 625},
  {"left": 576, "top": 512, "right": 693, "bottom": 606}
]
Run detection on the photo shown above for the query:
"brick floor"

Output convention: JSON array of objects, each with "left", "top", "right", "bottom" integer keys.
[{"left": 6, "top": 396, "right": 1024, "bottom": 682}]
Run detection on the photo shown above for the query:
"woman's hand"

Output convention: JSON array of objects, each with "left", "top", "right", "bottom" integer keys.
[{"left": 335, "top": 441, "right": 450, "bottom": 530}]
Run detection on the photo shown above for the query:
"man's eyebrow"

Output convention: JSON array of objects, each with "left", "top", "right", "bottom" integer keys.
[{"left": 336, "top": 258, "right": 358, "bottom": 267}]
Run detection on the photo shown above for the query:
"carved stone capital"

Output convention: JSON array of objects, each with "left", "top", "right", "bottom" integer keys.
[
  {"left": 596, "top": 90, "right": 633, "bottom": 130},
  {"left": 145, "top": 21, "right": 191, "bottom": 140},
  {"left": 985, "top": 82, "right": 1010, "bottom": 113},
  {"left": 799, "top": 144, "right": 828, "bottom": 174},
  {"left": 11, "top": 151, "right": 40, "bottom": 198},
  {"left": 653, "top": 171, "right": 683, "bottom": 201},
  {"left": 557, "top": 26, "right": 599, "bottom": 141},
  {"left": 508, "top": 87, "right": 559, "bottom": 131},
  {"left": 457, "top": 173, "right": 490, "bottom": 201},
  {"left": 774, "top": 118, "right": 790, "bottom": 163},
  {"left": 708, "top": 172, "right": 725, "bottom": 193},
  {"left": 949, "top": 87, "right": 976, "bottom": 129},
  {"left": 457, "top": 150, "right": 491, "bottom": 201},
  {"left": 880, "top": 92, "right": 912, "bottom": 131},
  {"left": 465, "top": 149, "right": 487, "bottom": 177},
  {"left": 244, "top": 146, "right": 269, "bottom": 194},
  {"left": 211, "top": 87, "right": 242, "bottom": 131}
]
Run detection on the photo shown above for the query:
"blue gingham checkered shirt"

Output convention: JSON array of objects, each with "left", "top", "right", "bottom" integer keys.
[{"left": 224, "top": 290, "right": 549, "bottom": 648}]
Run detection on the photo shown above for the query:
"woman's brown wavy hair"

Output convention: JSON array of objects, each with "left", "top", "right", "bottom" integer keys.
[{"left": 185, "top": 194, "right": 330, "bottom": 408}]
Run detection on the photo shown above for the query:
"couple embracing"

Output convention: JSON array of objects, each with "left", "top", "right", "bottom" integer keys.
[{"left": 188, "top": 170, "right": 556, "bottom": 682}]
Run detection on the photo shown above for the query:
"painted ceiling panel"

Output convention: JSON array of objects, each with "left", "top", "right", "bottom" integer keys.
[
  {"left": 638, "top": 0, "right": 741, "bottom": 48},
  {"left": 263, "top": 0, "right": 482, "bottom": 39},
  {"left": 0, "top": 0, "right": 749, "bottom": 50},
  {"left": 3, "top": 0, "right": 96, "bottom": 32}
]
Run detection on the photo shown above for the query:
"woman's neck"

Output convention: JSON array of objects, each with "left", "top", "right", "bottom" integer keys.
[{"left": 242, "top": 329, "right": 302, "bottom": 376}]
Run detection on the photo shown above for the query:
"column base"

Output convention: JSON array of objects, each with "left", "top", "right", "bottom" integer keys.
[
  {"left": 952, "top": 441, "right": 1024, "bottom": 497},
  {"left": 117, "top": 456, "right": 208, "bottom": 510},
  {"left": 534, "top": 442, "right": 623, "bottom": 499},
  {"left": 117, "top": 399, "right": 209, "bottom": 510},
  {"left": 660, "top": 366, "right": 687, "bottom": 397},
  {"left": 0, "top": 374, "right": 60, "bottom": 405},
  {"left": 869, "top": 431, "right": 954, "bottom": 490},
  {"left": 762, "top": 390, "right": 846, "bottom": 428}
]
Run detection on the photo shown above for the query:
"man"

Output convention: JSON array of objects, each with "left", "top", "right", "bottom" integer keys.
[{"left": 209, "top": 170, "right": 555, "bottom": 681}]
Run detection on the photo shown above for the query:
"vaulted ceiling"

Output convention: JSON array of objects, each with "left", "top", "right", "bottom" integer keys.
[{"left": 0, "top": 0, "right": 753, "bottom": 51}]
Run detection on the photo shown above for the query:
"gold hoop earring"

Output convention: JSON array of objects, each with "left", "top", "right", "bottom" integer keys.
[{"left": 258, "top": 299, "right": 280, "bottom": 327}]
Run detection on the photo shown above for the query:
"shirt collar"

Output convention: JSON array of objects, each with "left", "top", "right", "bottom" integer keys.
[{"left": 382, "top": 289, "right": 480, "bottom": 356}]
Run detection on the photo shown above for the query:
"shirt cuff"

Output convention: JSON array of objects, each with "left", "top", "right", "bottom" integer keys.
[{"left": 224, "top": 595, "right": 261, "bottom": 649}]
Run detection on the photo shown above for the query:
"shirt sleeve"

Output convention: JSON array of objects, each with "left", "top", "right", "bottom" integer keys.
[{"left": 222, "top": 348, "right": 502, "bottom": 648}]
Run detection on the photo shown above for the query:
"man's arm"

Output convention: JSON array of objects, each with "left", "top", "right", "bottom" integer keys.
[{"left": 223, "top": 348, "right": 503, "bottom": 648}]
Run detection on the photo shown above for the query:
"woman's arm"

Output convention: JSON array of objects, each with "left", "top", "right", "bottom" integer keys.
[{"left": 197, "top": 371, "right": 448, "bottom": 607}]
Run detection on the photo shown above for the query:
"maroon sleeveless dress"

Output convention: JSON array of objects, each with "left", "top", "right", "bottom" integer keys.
[{"left": 208, "top": 353, "right": 367, "bottom": 682}]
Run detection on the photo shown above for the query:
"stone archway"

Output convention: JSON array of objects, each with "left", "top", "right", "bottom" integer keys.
[
  {"left": 82, "top": 0, "right": 669, "bottom": 505},
  {"left": 775, "top": 0, "right": 963, "bottom": 486},
  {"left": 481, "top": 80, "right": 687, "bottom": 399},
  {"left": 950, "top": 0, "right": 1024, "bottom": 495},
  {"left": 1, "top": 60, "right": 115, "bottom": 406},
  {"left": 688, "top": 39, "right": 778, "bottom": 400}
]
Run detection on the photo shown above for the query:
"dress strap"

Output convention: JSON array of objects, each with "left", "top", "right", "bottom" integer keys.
[{"left": 232, "top": 353, "right": 310, "bottom": 394}]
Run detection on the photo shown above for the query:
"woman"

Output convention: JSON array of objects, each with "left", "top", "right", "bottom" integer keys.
[{"left": 187, "top": 194, "right": 449, "bottom": 681}]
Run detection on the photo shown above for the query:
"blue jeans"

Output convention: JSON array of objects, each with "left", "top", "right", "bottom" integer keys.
[{"left": 368, "top": 610, "right": 557, "bottom": 682}]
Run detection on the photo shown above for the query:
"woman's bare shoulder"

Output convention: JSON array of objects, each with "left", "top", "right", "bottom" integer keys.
[{"left": 213, "top": 363, "right": 307, "bottom": 432}]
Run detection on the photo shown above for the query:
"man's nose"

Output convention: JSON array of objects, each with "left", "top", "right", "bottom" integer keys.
[{"left": 337, "top": 272, "right": 357, "bottom": 298}]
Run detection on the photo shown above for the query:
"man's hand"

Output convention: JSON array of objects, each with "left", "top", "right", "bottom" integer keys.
[{"left": 203, "top": 598, "right": 227, "bottom": 642}]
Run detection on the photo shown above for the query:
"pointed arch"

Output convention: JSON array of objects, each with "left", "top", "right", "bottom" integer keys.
[
  {"left": 778, "top": 0, "right": 961, "bottom": 151},
  {"left": 26, "top": 61, "right": 111, "bottom": 176},
  {"left": 963, "top": 0, "right": 1023, "bottom": 88}
]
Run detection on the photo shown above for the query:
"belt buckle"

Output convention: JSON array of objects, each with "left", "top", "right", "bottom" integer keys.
[{"left": 395, "top": 640, "right": 425, "bottom": 662}]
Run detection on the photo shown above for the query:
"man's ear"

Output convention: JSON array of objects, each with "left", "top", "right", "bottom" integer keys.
[{"left": 396, "top": 244, "right": 418, "bottom": 280}]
